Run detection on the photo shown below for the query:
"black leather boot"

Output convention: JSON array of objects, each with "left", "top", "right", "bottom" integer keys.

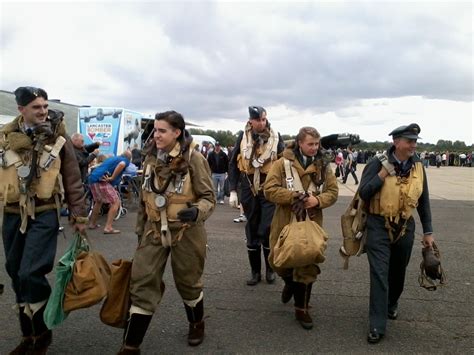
[
  {"left": 262, "top": 247, "right": 276, "bottom": 284},
  {"left": 293, "top": 282, "right": 313, "bottom": 330},
  {"left": 281, "top": 277, "right": 294, "bottom": 304},
  {"left": 184, "top": 299, "right": 205, "bottom": 346},
  {"left": 246, "top": 248, "right": 261, "bottom": 286},
  {"left": 118, "top": 313, "right": 153, "bottom": 354},
  {"left": 9, "top": 306, "right": 34, "bottom": 355},
  {"left": 31, "top": 304, "right": 52, "bottom": 355}
]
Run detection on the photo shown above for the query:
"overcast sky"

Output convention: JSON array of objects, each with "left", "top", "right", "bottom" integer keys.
[{"left": 1, "top": 1, "right": 472, "bottom": 144}]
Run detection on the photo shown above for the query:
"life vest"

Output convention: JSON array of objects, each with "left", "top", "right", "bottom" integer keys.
[
  {"left": 339, "top": 155, "right": 424, "bottom": 267},
  {"left": 142, "top": 166, "right": 196, "bottom": 223},
  {"left": 0, "top": 137, "right": 65, "bottom": 203},
  {"left": 237, "top": 126, "right": 279, "bottom": 192},
  {"left": 0, "top": 135, "right": 66, "bottom": 232},
  {"left": 141, "top": 142, "right": 196, "bottom": 247},
  {"left": 369, "top": 161, "right": 424, "bottom": 221}
]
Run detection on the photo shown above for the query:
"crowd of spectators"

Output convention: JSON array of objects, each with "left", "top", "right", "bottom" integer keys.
[{"left": 333, "top": 148, "right": 472, "bottom": 168}]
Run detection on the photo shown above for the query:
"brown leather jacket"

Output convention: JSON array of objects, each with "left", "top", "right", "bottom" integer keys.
[{"left": 60, "top": 136, "right": 88, "bottom": 218}]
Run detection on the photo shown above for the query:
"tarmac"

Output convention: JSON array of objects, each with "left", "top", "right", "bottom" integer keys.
[{"left": 1, "top": 165, "right": 473, "bottom": 354}]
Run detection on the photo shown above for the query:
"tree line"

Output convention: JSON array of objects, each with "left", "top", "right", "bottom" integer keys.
[{"left": 188, "top": 128, "right": 473, "bottom": 152}]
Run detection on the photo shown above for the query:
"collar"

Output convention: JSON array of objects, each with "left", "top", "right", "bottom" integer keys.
[
  {"left": 156, "top": 141, "right": 182, "bottom": 163},
  {"left": 391, "top": 151, "right": 408, "bottom": 168},
  {"left": 298, "top": 148, "right": 314, "bottom": 166},
  {"left": 17, "top": 116, "right": 29, "bottom": 133}
]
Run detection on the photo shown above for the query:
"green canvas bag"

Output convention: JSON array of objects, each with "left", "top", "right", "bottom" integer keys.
[{"left": 43, "top": 233, "right": 89, "bottom": 329}]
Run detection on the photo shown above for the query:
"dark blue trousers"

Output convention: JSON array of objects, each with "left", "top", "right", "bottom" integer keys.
[
  {"left": 240, "top": 176, "right": 275, "bottom": 250},
  {"left": 365, "top": 214, "right": 415, "bottom": 334},
  {"left": 2, "top": 210, "right": 59, "bottom": 304}
]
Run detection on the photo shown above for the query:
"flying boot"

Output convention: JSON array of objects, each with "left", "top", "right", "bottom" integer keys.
[
  {"left": 31, "top": 304, "right": 52, "bottom": 355},
  {"left": 262, "top": 247, "right": 275, "bottom": 283},
  {"left": 246, "top": 247, "right": 261, "bottom": 286},
  {"left": 293, "top": 282, "right": 313, "bottom": 330},
  {"left": 117, "top": 313, "right": 153, "bottom": 355},
  {"left": 9, "top": 306, "right": 34, "bottom": 355},
  {"left": 281, "top": 276, "right": 294, "bottom": 304},
  {"left": 184, "top": 299, "right": 205, "bottom": 346}
]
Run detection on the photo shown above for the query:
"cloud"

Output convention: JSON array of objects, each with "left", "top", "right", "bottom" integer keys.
[{"left": 1, "top": 1, "right": 472, "bottom": 144}]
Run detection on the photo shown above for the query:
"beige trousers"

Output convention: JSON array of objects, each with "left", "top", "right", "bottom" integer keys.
[{"left": 130, "top": 221, "right": 207, "bottom": 313}]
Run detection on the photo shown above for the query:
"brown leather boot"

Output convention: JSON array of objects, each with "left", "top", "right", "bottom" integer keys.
[
  {"left": 293, "top": 282, "right": 313, "bottom": 330},
  {"left": 184, "top": 299, "right": 205, "bottom": 346},
  {"left": 9, "top": 337, "right": 34, "bottom": 355},
  {"left": 117, "top": 346, "right": 141, "bottom": 355},
  {"left": 31, "top": 304, "right": 52, "bottom": 355},
  {"left": 295, "top": 308, "right": 313, "bottom": 330},
  {"left": 31, "top": 330, "right": 52, "bottom": 355},
  {"left": 118, "top": 313, "right": 152, "bottom": 354},
  {"left": 10, "top": 306, "right": 34, "bottom": 355},
  {"left": 188, "top": 320, "right": 205, "bottom": 346}
]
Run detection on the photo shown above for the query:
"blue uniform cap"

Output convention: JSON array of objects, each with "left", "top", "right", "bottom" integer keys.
[
  {"left": 389, "top": 123, "right": 421, "bottom": 140},
  {"left": 14, "top": 86, "right": 48, "bottom": 106},
  {"left": 248, "top": 106, "right": 266, "bottom": 119}
]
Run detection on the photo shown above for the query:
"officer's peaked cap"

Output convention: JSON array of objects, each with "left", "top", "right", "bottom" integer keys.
[{"left": 389, "top": 123, "right": 421, "bottom": 140}]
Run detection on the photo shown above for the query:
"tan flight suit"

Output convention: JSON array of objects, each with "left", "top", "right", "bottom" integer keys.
[
  {"left": 264, "top": 145, "right": 338, "bottom": 284},
  {"left": 130, "top": 142, "right": 215, "bottom": 313}
]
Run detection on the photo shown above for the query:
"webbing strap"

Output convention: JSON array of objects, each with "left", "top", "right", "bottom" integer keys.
[
  {"left": 377, "top": 153, "right": 396, "bottom": 176},
  {"left": 39, "top": 136, "right": 66, "bottom": 170},
  {"left": 54, "top": 194, "right": 62, "bottom": 227},
  {"left": 159, "top": 209, "right": 172, "bottom": 248},
  {"left": 283, "top": 158, "right": 317, "bottom": 193},
  {"left": 0, "top": 184, "right": 8, "bottom": 219}
]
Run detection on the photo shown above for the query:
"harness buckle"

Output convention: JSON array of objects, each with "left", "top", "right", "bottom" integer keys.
[
  {"left": 0, "top": 149, "right": 5, "bottom": 167},
  {"left": 286, "top": 177, "right": 295, "bottom": 191},
  {"left": 175, "top": 176, "right": 186, "bottom": 194},
  {"left": 252, "top": 158, "right": 264, "bottom": 168},
  {"left": 142, "top": 174, "right": 151, "bottom": 191},
  {"left": 42, "top": 154, "right": 56, "bottom": 170}
]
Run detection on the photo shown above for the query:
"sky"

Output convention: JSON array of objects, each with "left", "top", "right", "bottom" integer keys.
[{"left": 1, "top": 0, "right": 472, "bottom": 144}]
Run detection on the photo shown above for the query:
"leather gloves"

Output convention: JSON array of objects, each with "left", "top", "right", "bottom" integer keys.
[
  {"left": 422, "top": 244, "right": 442, "bottom": 280},
  {"left": 177, "top": 206, "right": 199, "bottom": 222},
  {"left": 229, "top": 191, "right": 239, "bottom": 208},
  {"left": 291, "top": 192, "right": 308, "bottom": 221}
]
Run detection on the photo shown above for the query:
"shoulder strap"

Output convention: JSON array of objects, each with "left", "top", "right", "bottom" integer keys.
[
  {"left": 377, "top": 153, "right": 396, "bottom": 176},
  {"left": 283, "top": 158, "right": 304, "bottom": 192}
]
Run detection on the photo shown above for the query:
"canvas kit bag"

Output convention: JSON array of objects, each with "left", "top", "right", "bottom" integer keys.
[
  {"left": 100, "top": 259, "right": 133, "bottom": 328},
  {"left": 273, "top": 214, "right": 328, "bottom": 268},
  {"left": 272, "top": 158, "right": 329, "bottom": 269}
]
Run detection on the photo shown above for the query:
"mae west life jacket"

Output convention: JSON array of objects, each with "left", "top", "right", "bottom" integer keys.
[
  {"left": 369, "top": 161, "right": 424, "bottom": 221},
  {"left": 0, "top": 137, "right": 65, "bottom": 204},
  {"left": 141, "top": 143, "right": 197, "bottom": 247},
  {"left": 237, "top": 126, "right": 279, "bottom": 192},
  {"left": 0, "top": 135, "right": 66, "bottom": 232}
]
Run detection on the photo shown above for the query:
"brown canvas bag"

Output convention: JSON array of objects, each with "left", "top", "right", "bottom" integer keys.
[
  {"left": 273, "top": 215, "right": 328, "bottom": 269},
  {"left": 100, "top": 259, "right": 132, "bottom": 328},
  {"left": 63, "top": 250, "right": 111, "bottom": 312}
]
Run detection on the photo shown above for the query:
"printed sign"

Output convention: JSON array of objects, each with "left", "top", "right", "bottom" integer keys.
[{"left": 78, "top": 107, "right": 122, "bottom": 156}]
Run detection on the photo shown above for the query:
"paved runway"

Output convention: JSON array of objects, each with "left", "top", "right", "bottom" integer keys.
[{"left": 1, "top": 166, "right": 473, "bottom": 354}]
